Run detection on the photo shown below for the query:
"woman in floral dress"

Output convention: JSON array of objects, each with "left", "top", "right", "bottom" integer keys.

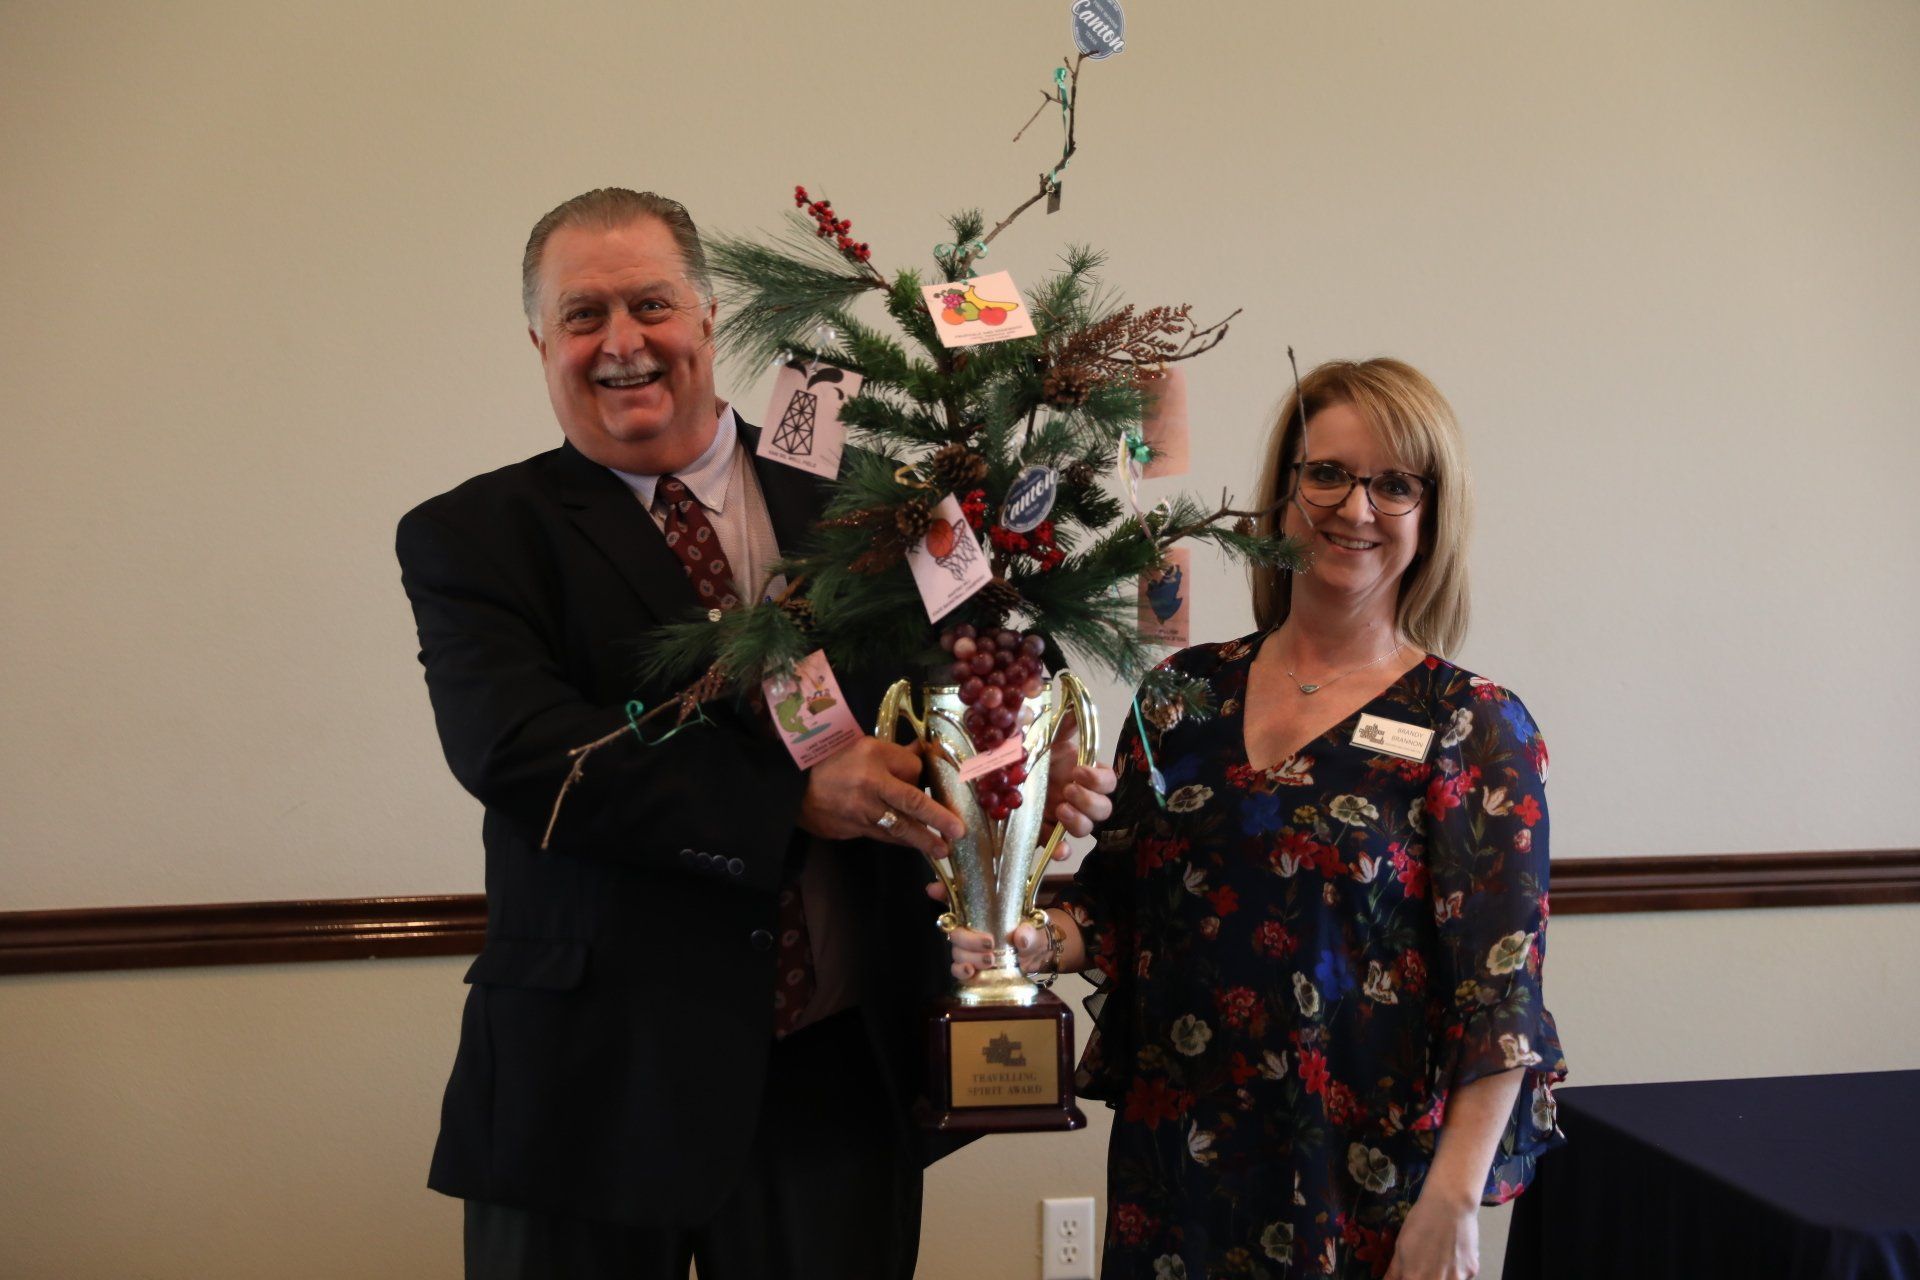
[{"left": 951, "top": 359, "right": 1567, "bottom": 1279}]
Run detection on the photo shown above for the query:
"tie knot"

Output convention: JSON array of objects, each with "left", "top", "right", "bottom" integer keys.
[{"left": 659, "top": 476, "right": 694, "bottom": 509}]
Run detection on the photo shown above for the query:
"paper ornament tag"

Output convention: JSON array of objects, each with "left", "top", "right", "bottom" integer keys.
[
  {"left": 956, "top": 733, "right": 1027, "bottom": 783},
  {"left": 1138, "top": 545, "right": 1190, "bottom": 646},
  {"left": 906, "top": 493, "right": 992, "bottom": 622},
  {"left": 999, "top": 464, "right": 1058, "bottom": 533},
  {"left": 763, "top": 650, "right": 864, "bottom": 769},
  {"left": 920, "top": 271, "right": 1039, "bottom": 348},
  {"left": 1070, "top": 0, "right": 1126, "bottom": 59},
  {"left": 1139, "top": 367, "right": 1189, "bottom": 478},
  {"left": 758, "top": 358, "right": 860, "bottom": 478}
]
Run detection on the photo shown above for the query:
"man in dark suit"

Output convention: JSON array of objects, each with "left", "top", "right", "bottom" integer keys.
[{"left": 396, "top": 189, "right": 976, "bottom": 1279}]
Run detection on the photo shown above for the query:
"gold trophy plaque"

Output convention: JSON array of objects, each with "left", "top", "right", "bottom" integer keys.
[{"left": 878, "top": 672, "right": 1095, "bottom": 1133}]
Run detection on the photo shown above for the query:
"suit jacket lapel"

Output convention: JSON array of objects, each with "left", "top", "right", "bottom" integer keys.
[
  {"left": 546, "top": 441, "right": 701, "bottom": 624},
  {"left": 543, "top": 422, "right": 828, "bottom": 626}
]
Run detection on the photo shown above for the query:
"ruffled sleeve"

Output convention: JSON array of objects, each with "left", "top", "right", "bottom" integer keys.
[{"left": 1422, "top": 680, "right": 1568, "bottom": 1204}]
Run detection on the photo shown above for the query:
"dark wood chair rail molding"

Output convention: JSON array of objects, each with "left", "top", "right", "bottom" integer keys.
[{"left": 2, "top": 849, "right": 1915, "bottom": 977}]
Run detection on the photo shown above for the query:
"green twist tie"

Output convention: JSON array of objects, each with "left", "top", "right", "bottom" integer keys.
[
  {"left": 1129, "top": 694, "right": 1169, "bottom": 808},
  {"left": 624, "top": 698, "right": 709, "bottom": 747},
  {"left": 933, "top": 239, "right": 990, "bottom": 274},
  {"left": 1044, "top": 66, "right": 1073, "bottom": 190}
]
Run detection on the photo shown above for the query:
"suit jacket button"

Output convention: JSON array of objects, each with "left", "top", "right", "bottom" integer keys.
[
  {"left": 750, "top": 929, "right": 774, "bottom": 951},
  {"left": 726, "top": 858, "right": 745, "bottom": 877}
]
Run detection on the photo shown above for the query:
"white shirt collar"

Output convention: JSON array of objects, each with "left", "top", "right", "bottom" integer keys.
[{"left": 608, "top": 404, "right": 740, "bottom": 512}]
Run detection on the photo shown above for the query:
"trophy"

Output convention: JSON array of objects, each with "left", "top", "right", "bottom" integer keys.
[{"left": 877, "top": 670, "right": 1097, "bottom": 1133}]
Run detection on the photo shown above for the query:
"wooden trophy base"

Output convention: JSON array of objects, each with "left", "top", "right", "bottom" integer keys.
[{"left": 916, "top": 988, "right": 1087, "bottom": 1134}]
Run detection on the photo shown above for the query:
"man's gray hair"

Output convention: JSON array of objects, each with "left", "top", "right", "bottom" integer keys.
[{"left": 521, "top": 188, "right": 712, "bottom": 324}]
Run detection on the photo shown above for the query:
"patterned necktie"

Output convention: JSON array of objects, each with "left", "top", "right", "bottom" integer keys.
[
  {"left": 657, "top": 476, "right": 741, "bottom": 612},
  {"left": 657, "top": 475, "right": 815, "bottom": 1036}
]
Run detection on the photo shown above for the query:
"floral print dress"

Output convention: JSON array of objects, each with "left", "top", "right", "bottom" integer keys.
[{"left": 1054, "top": 633, "right": 1567, "bottom": 1279}]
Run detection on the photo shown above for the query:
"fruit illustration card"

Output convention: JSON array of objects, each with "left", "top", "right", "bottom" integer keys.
[
  {"left": 919, "top": 271, "right": 1039, "bottom": 348},
  {"left": 1139, "top": 366, "right": 1189, "bottom": 477},
  {"left": 905, "top": 493, "right": 992, "bottom": 621},
  {"left": 1138, "top": 545, "right": 1190, "bottom": 646},
  {"left": 762, "top": 650, "right": 863, "bottom": 769},
  {"left": 757, "top": 357, "right": 861, "bottom": 478}
]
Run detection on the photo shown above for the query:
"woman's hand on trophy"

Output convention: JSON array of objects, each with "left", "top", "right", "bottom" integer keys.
[
  {"left": 946, "top": 914, "right": 1081, "bottom": 979},
  {"left": 945, "top": 925, "right": 1000, "bottom": 980},
  {"left": 798, "top": 737, "right": 965, "bottom": 860},
  {"left": 1046, "top": 743, "right": 1117, "bottom": 844},
  {"left": 945, "top": 922, "right": 1052, "bottom": 980}
]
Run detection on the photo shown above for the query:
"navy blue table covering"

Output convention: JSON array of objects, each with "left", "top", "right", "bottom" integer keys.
[{"left": 1504, "top": 1071, "right": 1920, "bottom": 1280}]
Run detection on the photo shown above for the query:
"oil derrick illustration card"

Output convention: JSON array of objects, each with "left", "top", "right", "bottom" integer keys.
[
  {"left": 919, "top": 271, "right": 1039, "bottom": 348},
  {"left": 757, "top": 358, "right": 862, "bottom": 478}
]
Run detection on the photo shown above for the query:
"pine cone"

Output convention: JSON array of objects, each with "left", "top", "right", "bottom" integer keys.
[
  {"left": 1043, "top": 364, "right": 1096, "bottom": 407},
  {"left": 895, "top": 500, "right": 934, "bottom": 541},
  {"left": 780, "top": 597, "right": 816, "bottom": 635},
  {"left": 1142, "top": 691, "right": 1185, "bottom": 732},
  {"left": 974, "top": 576, "right": 1024, "bottom": 624},
  {"left": 1233, "top": 516, "right": 1256, "bottom": 537},
  {"left": 1064, "top": 459, "right": 1098, "bottom": 490},
  {"left": 929, "top": 442, "right": 988, "bottom": 493}
]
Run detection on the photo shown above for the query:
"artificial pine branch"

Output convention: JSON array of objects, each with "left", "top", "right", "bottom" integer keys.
[{"left": 708, "top": 216, "right": 888, "bottom": 372}]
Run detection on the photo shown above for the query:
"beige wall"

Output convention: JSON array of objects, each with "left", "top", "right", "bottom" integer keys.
[{"left": 3, "top": 0, "right": 1917, "bottom": 1276}]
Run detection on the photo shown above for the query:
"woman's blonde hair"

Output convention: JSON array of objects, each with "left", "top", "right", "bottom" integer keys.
[{"left": 1250, "top": 357, "right": 1473, "bottom": 656}]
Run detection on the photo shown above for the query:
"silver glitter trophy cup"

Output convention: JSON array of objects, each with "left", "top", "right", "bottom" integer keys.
[{"left": 876, "top": 670, "right": 1097, "bottom": 1133}]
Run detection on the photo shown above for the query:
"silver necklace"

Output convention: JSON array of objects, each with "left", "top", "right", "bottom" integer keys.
[{"left": 1283, "top": 635, "right": 1405, "bottom": 695}]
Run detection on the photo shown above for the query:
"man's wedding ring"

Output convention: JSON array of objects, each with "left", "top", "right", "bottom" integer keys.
[{"left": 875, "top": 809, "right": 901, "bottom": 832}]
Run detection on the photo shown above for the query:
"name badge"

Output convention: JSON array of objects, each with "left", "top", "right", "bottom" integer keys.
[{"left": 1351, "top": 713, "right": 1434, "bottom": 762}]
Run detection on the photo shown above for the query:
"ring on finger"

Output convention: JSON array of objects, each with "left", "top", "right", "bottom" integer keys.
[{"left": 875, "top": 809, "right": 902, "bottom": 832}]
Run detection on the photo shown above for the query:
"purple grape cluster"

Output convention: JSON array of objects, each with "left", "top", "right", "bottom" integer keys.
[{"left": 937, "top": 624, "right": 1049, "bottom": 821}]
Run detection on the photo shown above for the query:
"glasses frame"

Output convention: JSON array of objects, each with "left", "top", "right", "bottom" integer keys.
[{"left": 1289, "top": 461, "right": 1434, "bottom": 516}]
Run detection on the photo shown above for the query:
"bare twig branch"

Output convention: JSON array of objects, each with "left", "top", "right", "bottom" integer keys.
[
  {"left": 539, "top": 575, "right": 815, "bottom": 848},
  {"left": 1152, "top": 488, "right": 1293, "bottom": 550},
  {"left": 540, "top": 684, "right": 704, "bottom": 851},
  {"left": 960, "top": 53, "right": 1087, "bottom": 276},
  {"left": 1011, "top": 89, "right": 1056, "bottom": 143}
]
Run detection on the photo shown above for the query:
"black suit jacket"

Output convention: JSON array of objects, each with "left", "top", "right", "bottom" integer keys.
[{"left": 396, "top": 420, "right": 948, "bottom": 1229}]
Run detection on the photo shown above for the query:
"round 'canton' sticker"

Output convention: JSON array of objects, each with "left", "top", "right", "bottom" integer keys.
[
  {"left": 1000, "top": 464, "right": 1059, "bottom": 533},
  {"left": 1070, "top": 0, "right": 1125, "bottom": 60}
]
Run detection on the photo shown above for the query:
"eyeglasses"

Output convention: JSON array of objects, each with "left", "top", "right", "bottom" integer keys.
[{"left": 1290, "top": 461, "right": 1432, "bottom": 516}]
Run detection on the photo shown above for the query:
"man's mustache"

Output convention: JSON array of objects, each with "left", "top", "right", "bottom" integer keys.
[{"left": 590, "top": 357, "right": 666, "bottom": 382}]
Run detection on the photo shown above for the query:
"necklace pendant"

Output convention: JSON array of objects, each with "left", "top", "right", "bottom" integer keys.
[{"left": 1299, "top": 683, "right": 1320, "bottom": 694}]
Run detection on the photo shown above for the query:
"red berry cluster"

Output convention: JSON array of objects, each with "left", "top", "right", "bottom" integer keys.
[
  {"left": 988, "top": 520, "right": 1065, "bottom": 571},
  {"left": 959, "top": 488, "right": 990, "bottom": 532},
  {"left": 939, "top": 624, "right": 1049, "bottom": 821},
  {"left": 793, "top": 186, "right": 872, "bottom": 263}
]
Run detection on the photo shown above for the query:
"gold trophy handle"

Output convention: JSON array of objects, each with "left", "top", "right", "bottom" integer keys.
[
  {"left": 1025, "top": 670, "right": 1101, "bottom": 906},
  {"left": 874, "top": 678, "right": 961, "bottom": 918}
]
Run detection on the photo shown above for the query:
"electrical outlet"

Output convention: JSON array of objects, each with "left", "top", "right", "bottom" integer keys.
[{"left": 1040, "top": 1196, "right": 1097, "bottom": 1280}]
